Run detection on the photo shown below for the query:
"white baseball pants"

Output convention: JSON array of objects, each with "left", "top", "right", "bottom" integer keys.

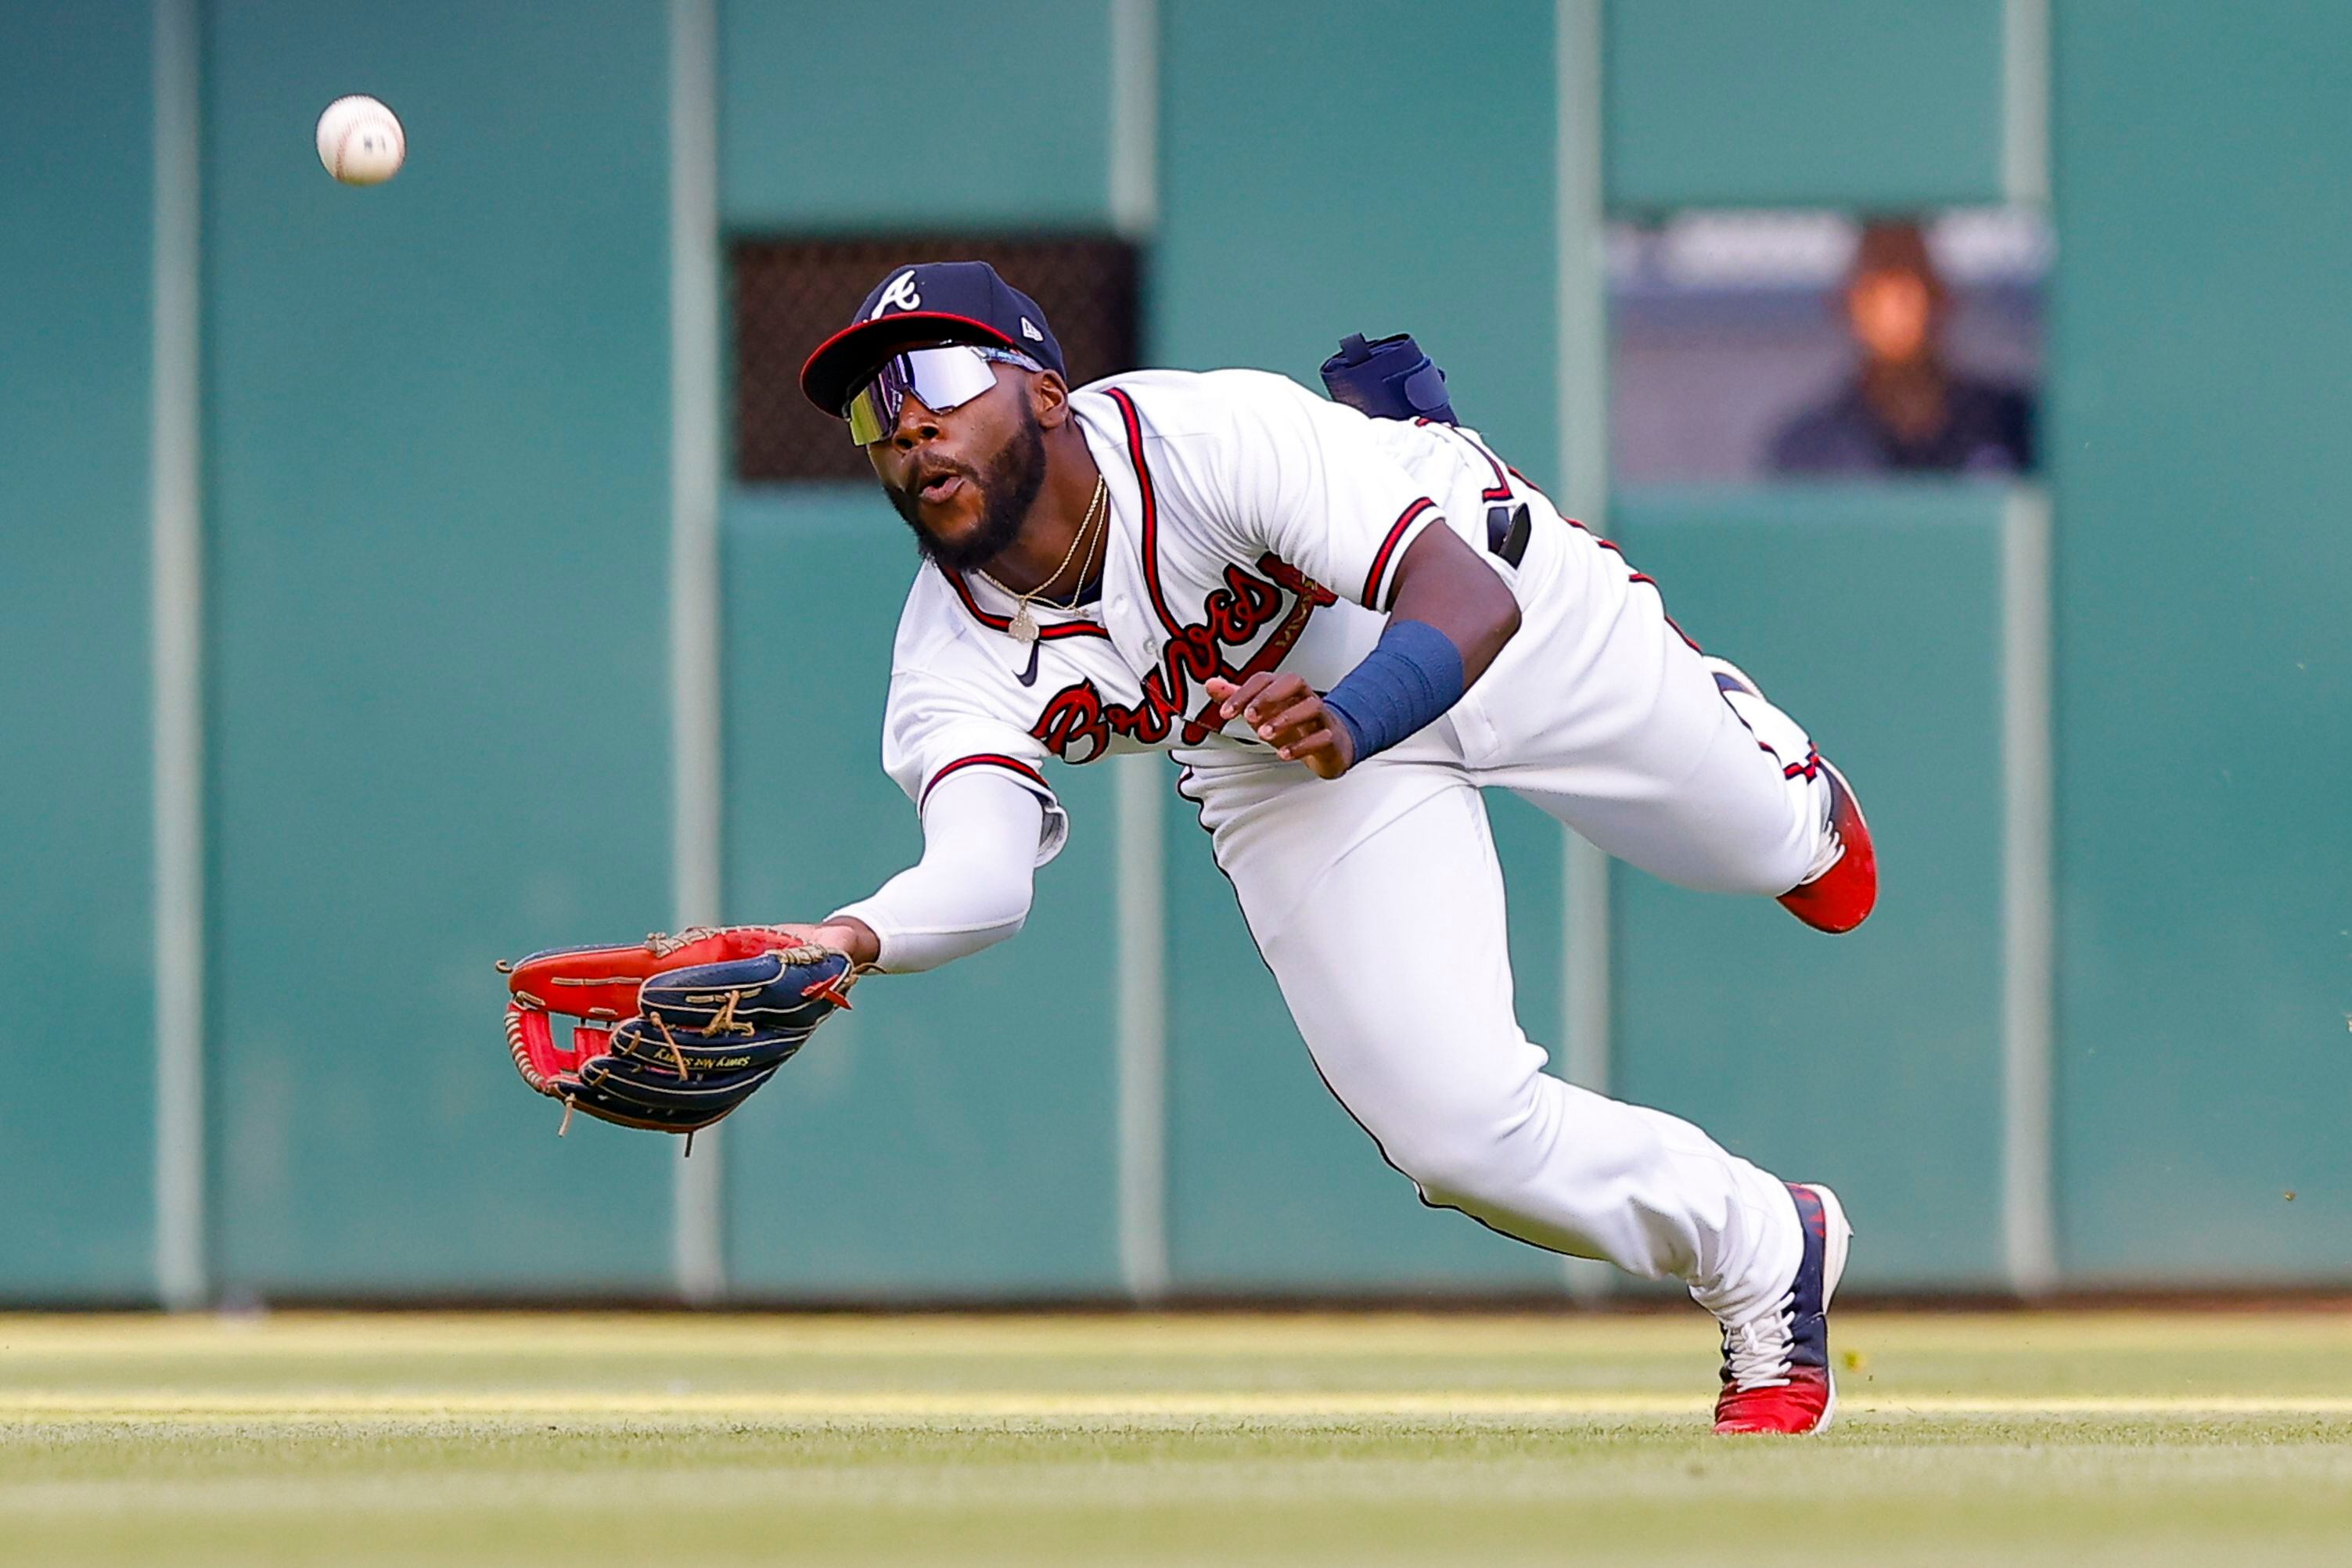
[{"left": 1177, "top": 608, "right": 1831, "bottom": 1321}]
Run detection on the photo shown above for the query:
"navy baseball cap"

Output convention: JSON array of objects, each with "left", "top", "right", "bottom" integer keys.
[{"left": 800, "top": 261, "right": 1066, "bottom": 415}]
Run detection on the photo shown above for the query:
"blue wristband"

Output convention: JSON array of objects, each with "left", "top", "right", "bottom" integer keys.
[{"left": 1320, "top": 619, "right": 1467, "bottom": 763}]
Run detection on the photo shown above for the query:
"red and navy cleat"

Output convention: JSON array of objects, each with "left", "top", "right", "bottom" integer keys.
[
  {"left": 1778, "top": 759, "right": 1877, "bottom": 933},
  {"left": 1713, "top": 1182, "right": 1854, "bottom": 1436}
]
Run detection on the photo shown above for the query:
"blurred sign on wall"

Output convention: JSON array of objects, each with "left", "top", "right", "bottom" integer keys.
[{"left": 1609, "top": 208, "right": 2049, "bottom": 485}]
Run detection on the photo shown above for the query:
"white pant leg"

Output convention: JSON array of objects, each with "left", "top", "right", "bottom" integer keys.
[
  {"left": 1475, "top": 593, "right": 1831, "bottom": 897},
  {"left": 1440, "top": 473, "right": 1832, "bottom": 897},
  {"left": 1196, "top": 762, "right": 1800, "bottom": 1320}
]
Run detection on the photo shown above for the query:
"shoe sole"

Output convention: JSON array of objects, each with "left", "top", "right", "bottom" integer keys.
[{"left": 1802, "top": 1182, "right": 1854, "bottom": 1435}]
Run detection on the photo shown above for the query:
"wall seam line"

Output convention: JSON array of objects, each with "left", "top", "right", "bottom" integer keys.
[
  {"left": 2001, "top": 488, "right": 2058, "bottom": 1294},
  {"left": 1555, "top": 0, "right": 1613, "bottom": 1305},
  {"left": 1108, "top": 0, "right": 1159, "bottom": 237},
  {"left": 1115, "top": 754, "right": 1170, "bottom": 1300},
  {"left": 2002, "top": 0, "right": 2052, "bottom": 205},
  {"left": 668, "top": 0, "right": 727, "bottom": 1304},
  {"left": 150, "top": 0, "right": 206, "bottom": 1313},
  {"left": 1111, "top": 0, "right": 1167, "bottom": 1299}
]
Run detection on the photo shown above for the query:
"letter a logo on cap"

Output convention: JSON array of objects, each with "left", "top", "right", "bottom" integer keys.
[{"left": 870, "top": 271, "right": 922, "bottom": 318}]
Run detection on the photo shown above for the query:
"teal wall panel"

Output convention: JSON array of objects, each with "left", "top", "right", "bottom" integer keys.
[
  {"left": 13, "top": 0, "right": 2351, "bottom": 1305},
  {"left": 720, "top": 491, "right": 1122, "bottom": 1296},
  {"left": 720, "top": 0, "right": 1115, "bottom": 230},
  {"left": 1155, "top": 0, "right": 1566, "bottom": 1289},
  {"left": 1609, "top": 487, "right": 2010, "bottom": 1287},
  {"left": 204, "top": 2, "right": 679, "bottom": 1292},
  {"left": 0, "top": 2, "right": 158, "bottom": 1299},
  {"left": 2047, "top": 1, "right": 2352, "bottom": 1282},
  {"left": 1605, "top": 0, "right": 2007, "bottom": 210},
  {"left": 1156, "top": 0, "right": 1559, "bottom": 476}
]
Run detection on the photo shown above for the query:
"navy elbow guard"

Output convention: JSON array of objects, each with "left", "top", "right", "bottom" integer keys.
[
  {"left": 1320, "top": 333, "right": 1458, "bottom": 426},
  {"left": 1320, "top": 619, "right": 1467, "bottom": 764}
]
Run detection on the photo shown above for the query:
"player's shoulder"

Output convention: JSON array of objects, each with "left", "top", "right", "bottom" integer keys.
[{"left": 1076, "top": 366, "right": 1324, "bottom": 441}]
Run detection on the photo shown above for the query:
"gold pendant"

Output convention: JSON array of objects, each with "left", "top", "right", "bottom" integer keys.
[{"left": 1009, "top": 604, "right": 1040, "bottom": 646}]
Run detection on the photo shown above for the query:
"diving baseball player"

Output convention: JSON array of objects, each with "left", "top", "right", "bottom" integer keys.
[{"left": 509, "top": 261, "right": 1877, "bottom": 1435}]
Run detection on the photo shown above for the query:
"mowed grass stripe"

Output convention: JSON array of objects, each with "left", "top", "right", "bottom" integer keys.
[
  {"left": 4, "top": 1314, "right": 2351, "bottom": 1566},
  {"left": 5, "top": 1310, "right": 2352, "bottom": 1359},
  {"left": 7, "top": 1390, "right": 2352, "bottom": 1420}
]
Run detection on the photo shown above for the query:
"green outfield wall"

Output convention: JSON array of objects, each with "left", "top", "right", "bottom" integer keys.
[
  {"left": 1610, "top": 487, "right": 2017, "bottom": 1290},
  {"left": 1605, "top": 1, "right": 2012, "bottom": 210},
  {"left": 5, "top": 0, "right": 2346, "bottom": 1302},
  {"left": 200, "top": 0, "right": 681, "bottom": 1294},
  {"left": 2, "top": 3, "right": 160, "bottom": 1300},
  {"left": 2045, "top": 0, "right": 2352, "bottom": 1282}
]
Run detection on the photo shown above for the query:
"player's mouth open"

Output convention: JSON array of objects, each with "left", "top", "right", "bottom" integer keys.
[{"left": 917, "top": 473, "right": 965, "bottom": 506}]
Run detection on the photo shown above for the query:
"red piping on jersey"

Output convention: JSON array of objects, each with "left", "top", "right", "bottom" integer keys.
[
  {"left": 1362, "top": 497, "right": 1437, "bottom": 610},
  {"left": 1715, "top": 693, "right": 1793, "bottom": 769},
  {"left": 1512, "top": 470, "right": 1705, "bottom": 658},
  {"left": 1505, "top": 463, "right": 1547, "bottom": 497},
  {"left": 1493, "top": 459, "right": 1703, "bottom": 653},
  {"left": 1621, "top": 570, "right": 1702, "bottom": 653},
  {"left": 939, "top": 566, "right": 1112, "bottom": 640},
  {"left": 1105, "top": 387, "right": 1188, "bottom": 638},
  {"left": 921, "top": 752, "right": 1052, "bottom": 808},
  {"left": 1458, "top": 430, "right": 1514, "bottom": 502},
  {"left": 1415, "top": 419, "right": 1513, "bottom": 503}
]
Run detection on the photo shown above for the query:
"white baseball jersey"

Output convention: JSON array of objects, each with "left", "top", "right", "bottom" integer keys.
[
  {"left": 858, "top": 365, "right": 1845, "bottom": 1332},
  {"left": 876, "top": 367, "right": 1584, "bottom": 856}
]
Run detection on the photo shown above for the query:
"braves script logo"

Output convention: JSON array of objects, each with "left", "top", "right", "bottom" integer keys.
[
  {"left": 869, "top": 271, "right": 921, "bottom": 318},
  {"left": 1030, "top": 555, "right": 1337, "bottom": 764}
]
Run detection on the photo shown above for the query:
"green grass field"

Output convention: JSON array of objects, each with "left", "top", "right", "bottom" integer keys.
[{"left": 3, "top": 1310, "right": 2350, "bottom": 1566}]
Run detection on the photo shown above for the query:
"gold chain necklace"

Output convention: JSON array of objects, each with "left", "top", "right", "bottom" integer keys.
[{"left": 977, "top": 475, "right": 1108, "bottom": 647}]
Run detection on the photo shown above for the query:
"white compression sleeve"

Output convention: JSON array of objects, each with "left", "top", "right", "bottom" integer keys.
[{"left": 829, "top": 770, "right": 1046, "bottom": 973}]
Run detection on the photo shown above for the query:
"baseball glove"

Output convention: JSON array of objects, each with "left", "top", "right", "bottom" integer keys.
[{"left": 499, "top": 926, "right": 857, "bottom": 1142}]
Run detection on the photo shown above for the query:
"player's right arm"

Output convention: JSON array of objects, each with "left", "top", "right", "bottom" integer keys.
[
  {"left": 814, "top": 598, "right": 1072, "bottom": 973},
  {"left": 822, "top": 767, "right": 1048, "bottom": 972}
]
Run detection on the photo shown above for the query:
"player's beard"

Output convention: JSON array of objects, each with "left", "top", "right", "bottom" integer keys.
[{"left": 886, "top": 404, "right": 1048, "bottom": 574}]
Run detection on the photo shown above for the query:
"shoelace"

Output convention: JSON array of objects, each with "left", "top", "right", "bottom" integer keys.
[{"left": 1720, "top": 1306, "right": 1794, "bottom": 1390}]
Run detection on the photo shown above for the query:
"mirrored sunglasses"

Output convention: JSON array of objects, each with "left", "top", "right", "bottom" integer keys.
[{"left": 843, "top": 343, "right": 1044, "bottom": 445}]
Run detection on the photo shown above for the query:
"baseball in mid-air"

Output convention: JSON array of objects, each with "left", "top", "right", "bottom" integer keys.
[{"left": 315, "top": 95, "right": 405, "bottom": 185}]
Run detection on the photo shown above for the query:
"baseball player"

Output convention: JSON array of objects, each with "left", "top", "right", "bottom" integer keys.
[{"left": 785, "top": 261, "right": 1876, "bottom": 1433}]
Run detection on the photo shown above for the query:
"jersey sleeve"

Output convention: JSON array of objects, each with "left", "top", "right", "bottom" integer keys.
[
  {"left": 879, "top": 653, "right": 1070, "bottom": 869},
  {"left": 827, "top": 766, "right": 1043, "bottom": 974},
  {"left": 1178, "top": 370, "right": 1446, "bottom": 612}
]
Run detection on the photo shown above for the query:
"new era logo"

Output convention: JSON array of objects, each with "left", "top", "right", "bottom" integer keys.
[{"left": 1020, "top": 317, "right": 1044, "bottom": 342}]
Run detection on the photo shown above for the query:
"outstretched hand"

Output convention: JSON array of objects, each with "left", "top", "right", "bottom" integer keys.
[
  {"left": 766, "top": 919, "right": 882, "bottom": 968},
  {"left": 1206, "top": 674, "right": 1357, "bottom": 780}
]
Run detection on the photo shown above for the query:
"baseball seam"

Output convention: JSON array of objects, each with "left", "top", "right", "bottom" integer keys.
[{"left": 333, "top": 113, "right": 402, "bottom": 181}]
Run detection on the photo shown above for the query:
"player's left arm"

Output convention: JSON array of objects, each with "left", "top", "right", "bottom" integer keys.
[
  {"left": 1208, "top": 524, "right": 1519, "bottom": 779},
  {"left": 1380, "top": 523, "right": 1521, "bottom": 679}
]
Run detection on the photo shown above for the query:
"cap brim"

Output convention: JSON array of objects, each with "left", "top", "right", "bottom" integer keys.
[{"left": 799, "top": 311, "right": 1021, "bottom": 415}]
